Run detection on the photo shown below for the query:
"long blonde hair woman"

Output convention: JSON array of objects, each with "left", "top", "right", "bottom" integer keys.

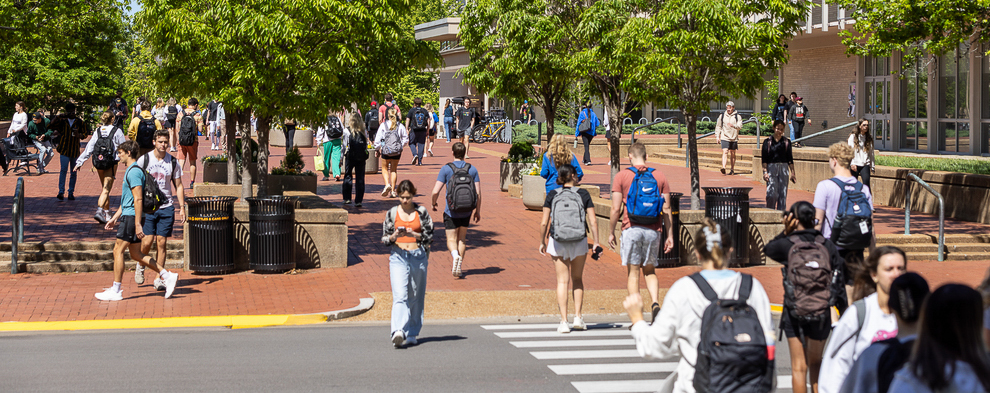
[
  {"left": 539, "top": 134, "right": 584, "bottom": 192},
  {"left": 374, "top": 107, "right": 409, "bottom": 198}
]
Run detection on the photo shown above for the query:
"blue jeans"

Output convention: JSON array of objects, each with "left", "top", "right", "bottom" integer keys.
[
  {"left": 58, "top": 154, "right": 77, "bottom": 195},
  {"left": 32, "top": 140, "right": 53, "bottom": 170},
  {"left": 390, "top": 246, "right": 429, "bottom": 339},
  {"left": 788, "top": 121, "right": 795, "bottom": 140},
  {"left": 444, "top": 117, "right": 455, "bottom": 142}
]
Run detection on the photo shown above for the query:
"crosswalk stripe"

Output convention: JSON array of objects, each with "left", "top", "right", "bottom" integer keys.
[
  {"left": 495, "top": 330, "right": 630, "bottom": 338},
  {"left": 530, "top": 349, "right": 641, "bottom": 360},
  {"left": 571, "top": 379, "right": 665, "bottom": 393},
  {"left": 510, "top": 339, "right": 636, "bottom": 348},
  {"left": 481, "top": 323, "right": 630, "bottom": 330},
  {"left": 548, "top": 362, "right": 678, "bottom": 375}
]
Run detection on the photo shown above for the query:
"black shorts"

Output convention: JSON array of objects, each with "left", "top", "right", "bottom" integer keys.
[
  {"left": 381, "top": 152, "right": 402, "bottom": 160},
  {"left": 720, "top": 141, "right": 739, "bottom": 150},
  {"left": 780, "top": 309, "right": 831, "bottom": 341},
  {"left": 428, "top": 128, "right": 437, "bottom": 137},
  {"left": 116, "top": 215, "right": 144, "bottom": 244},
  {"left": 443, "top": 213, "right": 471, "bottom": 229}
]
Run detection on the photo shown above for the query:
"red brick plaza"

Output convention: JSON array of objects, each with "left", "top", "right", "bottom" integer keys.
[{"left": 1, "top": 136, "right": 988, "bottom": 323}]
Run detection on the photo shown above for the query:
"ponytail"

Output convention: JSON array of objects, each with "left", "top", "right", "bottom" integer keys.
[
  {"left": 388, "top": 108, "right": 398, "bottom": 131},
  {"left": 695, "top": 218, "right": 730, "bottom": 269}
]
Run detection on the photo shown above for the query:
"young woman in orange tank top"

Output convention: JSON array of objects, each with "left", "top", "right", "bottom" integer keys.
[{"left": 383, "top": 180, "right": 434, "bottom": 348}]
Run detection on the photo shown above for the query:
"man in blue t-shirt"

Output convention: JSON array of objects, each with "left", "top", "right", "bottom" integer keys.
[
  {"left": 430, "top": 142, "right": 481, "bottom": 279},
  {"left": 96, "top": 140, "right": 179, "bottom": 302}
]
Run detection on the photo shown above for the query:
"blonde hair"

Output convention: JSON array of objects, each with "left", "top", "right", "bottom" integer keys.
[
  {"left": 387, "top": 108, "right": 399, "bottom": 131},
  {"left": 828, "top": 142, "right": 855, "bottom": 167},
  {"left": 348, "top": 110, "right": 366, "bottom": 138},
  {"left": 425, "top": 103, "right": 433, "bottom": 111},
  {"left": 547, "top": 134, "right": 571, "bottom": 168},
  {"left": 155, "top": 98, "right": 164, "bottom": 108},
  {"left": 695, "top": 218, "right": 730, "bottom": 269},
  {"left": 167, "top": 97, "right": 176, "bottom": 106}
]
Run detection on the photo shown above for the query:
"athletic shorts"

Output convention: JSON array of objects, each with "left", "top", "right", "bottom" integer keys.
[
  {"left": 443, "top": 212, "right": 471, "bottom": 229},
  {"left": 455, "top": 128, "right": 470, "bottom": 138},
  {"left": 177, "top": 143, "right": 198, "bottom": 161},
  {"left": 116, "top": 215, "right": 143, "bottom": 244},
  {"left": 381, "top": 152, "right": 402, "bottom": 160},
  {"left": 781, "top": 309, "right": 832, "bottom": 341},
  {"left": 620, "top": 226, "right": 660, "bottom": 267},
  {"left": 428, "top": 128, "right": 437, "bottom": 137},
  {"left": 547, "top": 237, "right": 588, "bottom": 261},
  {"left": 143, "top": 206, "right": 175, "bottom": 237},
  {"left": 720, "top": 141, "right": 739, "bottom": 150}
]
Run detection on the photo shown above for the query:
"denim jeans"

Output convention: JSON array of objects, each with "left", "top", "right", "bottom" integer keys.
[
  {"left": 58, "top": 154, "right": 77, "bottom": 195},
  {"left": 788, "top": 121, "right": 795, "bottom": 140},
  {"left": 444, "top": 117, "right": 455, "bottom": 142},
  {"left": 284, "top": 125, "right": 296, "bottom": 155},
  {"left": 32, "top": 140, "right": 53, "bottom": 170},
  {"left": 390, "top": 246, "right": 429, "bottom": 339}
]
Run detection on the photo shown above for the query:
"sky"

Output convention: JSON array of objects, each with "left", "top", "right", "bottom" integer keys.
[{"left": 126, "top": 0, "right": 141, "bottom": 16}]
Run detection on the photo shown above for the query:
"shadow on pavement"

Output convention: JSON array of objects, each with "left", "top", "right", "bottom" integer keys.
[
  {"left": 461, "top": 266, "right": 504, "bottom": 277},
  {"left": 415, "top": 335, "right": 467, "bottom": 345}
]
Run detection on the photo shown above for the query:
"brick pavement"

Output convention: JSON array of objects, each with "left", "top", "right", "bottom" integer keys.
[{"left": 1, "top": 136, "right": 988, "bottom": 323}]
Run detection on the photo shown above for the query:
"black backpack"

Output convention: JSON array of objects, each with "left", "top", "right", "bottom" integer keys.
[
  {"left": 347, "top": 131, "right": 369, "bottom": 161},
  {"left": 412, "top": 108, "right": 429, "bottom": 132},
  {"left": 446, "top": 162, "right": 477, "bottom": 213},
  {"left": 126, "top": 155, "right": 169, "bottom": 214},
  {"left": 366, "top": 109, "right": 380, "bottom": 138},
  {"left": 326, "top": 115, "right": 344, "bottom": 139},
  {"left": 829, "top": 178, "right": 873, "bottom": 250},
  {"left": 165, "top": 105, "right": 178, "bottom": 122},
  {"left": 92, "top": 127, "right": 120, "bottom": 170},
  {"left": 691, "top": 273, "right": 774, "bottom": 393},
  {"left": 136, "top": 117, "right": 157, "bottom": 149},
  {"left": 178, "top": 112, "right": 197, "bottom": 146}
]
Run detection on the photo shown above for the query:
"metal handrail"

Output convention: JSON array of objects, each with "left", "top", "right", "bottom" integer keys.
[
  {"left": 11, "top": 177, "right": 24, "bottom": 273},
  {"left": 904, "top": 173, "right": 945, "bottom": 262},
  {"left": 630, "top": 117, "right": 679, "bottom": 145},
  {"left": 793, "top": 121, "right": 858, "bottom": 144}
]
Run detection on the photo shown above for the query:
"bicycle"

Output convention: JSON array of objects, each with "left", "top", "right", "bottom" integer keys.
[{"left": 471, "top": 120, "right": 506, "bottom": 144}]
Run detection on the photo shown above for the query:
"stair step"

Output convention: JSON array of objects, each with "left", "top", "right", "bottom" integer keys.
[
  {"left": 656, "top": 154, "right": 753, "bottom": 174},
  {"left": 0, "top": 250, "right": 183, "bottom": 262},
  {"left": 902, "top": 252, "right": 990, "bottom": 261},
  {"left": 1, "top": 241, "right": 183, "bottom": 252},
  {"left": 875, "top": 244, "right": 990, "bottom": 253},
  {"left": 875, "top": 234, "right": 941, "bottom": 244},
  {"left": 1, "top": 260, "right": 185, "bottom": 273}
]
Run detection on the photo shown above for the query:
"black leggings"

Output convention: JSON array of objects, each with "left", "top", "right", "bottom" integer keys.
[
  {"left": 792, "top": 121, "right": 805, "bottom": 140},
  {"left": 342, "top": 156, "right": 367, "bottom": 203},
  {"left": 851, "top": 164, "right": 872, "bottom": 189},
  {"left": 581, "top": 133, "right": 594, "bottom": 164}
]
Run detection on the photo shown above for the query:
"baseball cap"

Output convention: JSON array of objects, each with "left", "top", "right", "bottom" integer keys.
[
  {"left": 33, "top": 112, "right": 44, "bottom": 120},
  {"left": 371, "top": 101, "right": 377, "bottom": 107}
]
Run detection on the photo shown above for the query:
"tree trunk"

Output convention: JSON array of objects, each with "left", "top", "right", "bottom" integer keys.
[
  {"left": 238, "top": 110, "right": 253, "bottom": 202},
  {"left": 257, "top": 115, "right": 271, "bottom": 198},
  {"left": 685, "top": 111, "right": 702, "bottom": 210},
  {"left": 544, "top": 109, "right": 556, "bottom": 148},
  {"left": 225, "top": 109, "right": 237, "bottom": 185}
]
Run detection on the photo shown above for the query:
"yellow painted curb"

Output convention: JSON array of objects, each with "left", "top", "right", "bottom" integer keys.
[
  {"left": 770, "top": 305, "right": 783, "bottom": 313},
  {"left": 0, "top": 314, "right": 328, "bottom": 332}
]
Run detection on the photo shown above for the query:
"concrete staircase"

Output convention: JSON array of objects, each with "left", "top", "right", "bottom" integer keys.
[
  {"left": 657, "top": 146, "right": 756, "bottom": 175},
  {"left": 874, "top": 234, "right": 990, "bottom": 261},
  {"left": 0, "top": 241, "right": 184, "bottom": 273}
]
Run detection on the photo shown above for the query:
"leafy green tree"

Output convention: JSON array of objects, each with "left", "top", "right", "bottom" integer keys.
[
  {"left": 835, "top": 0, "right": 989, "bottom": 61},
  {"left": 631, "top": 0, "right": 807, "bottom": 208},
  {"left": 138, "top": 0, "right": 438, "bottom": 195},
  {"left": 459, "top": 0, "right": 579, "bottom": 139}
]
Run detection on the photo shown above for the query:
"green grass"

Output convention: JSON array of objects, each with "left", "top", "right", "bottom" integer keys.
[{"left": 876, "top": 155, "right": 990, "bottom": 175}]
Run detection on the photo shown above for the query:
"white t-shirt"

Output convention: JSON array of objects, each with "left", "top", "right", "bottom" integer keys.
[
  {"left": 9, "top": 111, "right": 28, "bottom": 135},
  {"left": 136, "top": 153, "right": 183, "bottom": 209},
  {"left": 819, "top": 292, "right": 899, "bottom": 393},
  {"left": 849, "top": 134, "right": 871, "bottom": 166},
  {"left": 76, "top": 125, "right": 127, "bottom": 166}
]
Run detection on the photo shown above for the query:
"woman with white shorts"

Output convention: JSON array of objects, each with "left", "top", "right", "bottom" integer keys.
[{"left": 539, "top": 163, "right": 601, "bottom": 333}]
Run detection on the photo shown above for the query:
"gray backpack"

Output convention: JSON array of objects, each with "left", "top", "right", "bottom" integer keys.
[
  {"left": 380, "top": 125, "right": 403, "bottom": 155},
  {"left": 551, "top": 187, "right": 587, "bottom": 242}
]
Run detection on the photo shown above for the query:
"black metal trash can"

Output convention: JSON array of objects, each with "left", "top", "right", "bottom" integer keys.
[
  {"left": 657, "top": 192, "right": 683, "bottom": 267},
  {"left": 703, "top": 187, "right": 752, "bottom": 267},
  {"left": 246, "top": 196, "right": 298, "bottom": 272},
  {"left": 186, "top": 196, "right": 237, "bottom": 274}
]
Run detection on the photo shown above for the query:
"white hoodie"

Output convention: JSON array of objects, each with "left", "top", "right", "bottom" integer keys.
[
  {"left": 819, "top": 292, "right": 899, "bottom": 393},
  {"left": 630, "top": 270, "right": 775, "bottom": 393}
]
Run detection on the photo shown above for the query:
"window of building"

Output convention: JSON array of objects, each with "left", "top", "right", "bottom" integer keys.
[
  {"left": 900, "top": 56, "right": 928, "bottom": 150},
  {"left": 938, "top": 47, "right": 970, "bottom": 152}
]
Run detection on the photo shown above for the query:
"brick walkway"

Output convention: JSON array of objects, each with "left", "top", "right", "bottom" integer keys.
[{"left": 1, "top": 137, "right": 988, "bottom": 323}]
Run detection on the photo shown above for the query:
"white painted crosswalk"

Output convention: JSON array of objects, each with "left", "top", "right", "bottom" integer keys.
[{"left": 483, "top": 321, "right": 795, "bottom": 393}]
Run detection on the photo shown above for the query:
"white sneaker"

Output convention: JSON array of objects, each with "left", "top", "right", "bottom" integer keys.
[
  {"left": 572, "top": 316, "right": 587, "bottom": 331},
  {"left": 402, "top": 336, "right": 418, "bottom": 346},
  {"left": 153, "top": 277, "right": 165, "bottom": 291},
  {"left": 170, "top": 147, "right": 177, "bottom": 152},
  {"left": 452, "top": 256, "right": 462, "bottom": 278},
  {"left": 392, "top": 331, "right": 405, "bottom": 348},
  {"left": 94, "top": 209, "right": 107, "bottom": 224},
  {"left": 134, "top": 264, "right": 145, "bottom": 285},
  {"left": 95, "top": 288, "right": 123, "bottom": 301},
  {"left": 163, "top": 272, "right": 178, "bottom": 299},
  {"left": 557, "top": 321, "right": 571, "bottom": 334}
]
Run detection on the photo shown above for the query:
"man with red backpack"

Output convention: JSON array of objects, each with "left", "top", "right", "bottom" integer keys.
[{"left": 764, "top": 201, "right": 845, "bottom": 393}]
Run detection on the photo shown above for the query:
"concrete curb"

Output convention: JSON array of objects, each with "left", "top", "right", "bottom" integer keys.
[{"left": 0, "top": 297, "right": 376, "bottom": 332}]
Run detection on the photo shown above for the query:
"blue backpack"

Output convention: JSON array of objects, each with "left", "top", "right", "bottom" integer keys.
[
  {"left": 829, "top": 178, "right": 873, "bottom": 250},
  {"left": 625, "top": 167, "right": 664, "bottom": 225}
]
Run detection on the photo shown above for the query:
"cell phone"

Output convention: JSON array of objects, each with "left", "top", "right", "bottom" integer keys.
[
  {"left": 396, "top": 226, "right": 406, "bottom": 232},
  {"left": 591, "top": 246, "right": 604, "bottom": 260}
]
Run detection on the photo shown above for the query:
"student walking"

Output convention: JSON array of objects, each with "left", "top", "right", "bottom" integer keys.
[
  {"left": 540, "top": 134, "right": 583, "bottom": 192},
  {"left": 108, "top": 90, "right": 128, "bottom": 129},
  {"left": 763, "top": 201, "right": 844, "bottom": 393},
  {"left": 819, "top": 246, "right": 907, "bottom": 393},
  {"left": 624, "top": 218, "right": 775, "bottom": 393},
  {"left": 342, "top": 111, "right": 369, "bottom": 206},
  {"left": 849, "top": 118, "right": 875, "bottom": 189},
  {"left": 316, "top": 109, "right": 346, "bottom": 181},
  {"left": 282, "top": 117, "right": 297, "bottom": 155},
  {"left": 426, "top": 103, "right": 439, "bottom": 157},
  {"left": 888, "top": 284, "right": 990, "bottom": 393},
  {"left": 455, "top": 97, "right": 478, "bottom": 158},
  {"left": 128, "top": 100, "right": 163, "bottom": 157},
  {"left": 75, "top": 112, "right": 127, "bottom": 223},
  {"left": 841, "top": 272, "right": 930, "bottom": 393},
  {"left": 789, "top": 97, "right": 810, "bottom": 145},
  {"left": 574, "top": 102, "right": 600, "bottom": 165},
  {"left": 539, "top": 164, "right": 600, "bottom": 333},
  {"left": 762, "top": 120, "right": 797, "bottom": 211},
  {"left": 134, "top": 130, "right": 185, "bottom": 290},
  {"left": 375, "top": 108, "right": 409, "bottom": 198},
  {"left": 430, "top": 142, "right": 481, "bottom": 279},
  {"left": 378, "top": 93, "right": 400, "bottom": 121},
  {"left": 405, "top": 98, "right": 432, "bottom": 166},
  {"left": 204, "top": 99, "right": 220, "bottom": 150},
  {"left": 443, "top": 98, "right": 455, "bottom": 143},
  {"left": 49, "top": 103, "right": 89, "bottom": 200},
  {"left": 25, "top": 112, "right": 54, "bottom": 173},
  {"left": 175, "top": 98, "right": 203, "bottom": 189},
  {"left": 382, "top": 180, "right": 434, "bottom": 348},
  {"left": 519, "top": 100, "right": 533, "bottom": 123},
  {"left": 715, "top": 101, "right": 742, "bottom": 175},
  {"left": 164, "top": 97, "right": 181, "bottom": 151},
  {"left": 95, "top": 140, "right": 179, "bottom": 301},
  {"left": 784, "top": 92, "right": 798, "bottom": 140},
  {"left": 772, "top": 94, "right": 789, "bottom": 122},
  {"left": 608, "top": 142, "right": 674, "bottom": 322}
]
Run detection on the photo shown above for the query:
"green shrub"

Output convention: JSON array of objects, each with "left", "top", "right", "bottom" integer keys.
[
  {"left": 876, "top": 155, "right": 990, "bottom": 175},
  {"left": 272, "top": 146, "right": 314, "bottom": 176},
  {"left": 504, "top": 141, "right": 536, "bottom": 162},
  {"left": 512, "top": 122, "right": 572, "bottom": 143}
]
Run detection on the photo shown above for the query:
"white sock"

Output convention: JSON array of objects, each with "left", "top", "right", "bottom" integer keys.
[
  {"left": 451, "top": 250, "right": 460, "bottom": 260},
  {"left": 111, "top": 282, "right": 121, "bottom": 292}
]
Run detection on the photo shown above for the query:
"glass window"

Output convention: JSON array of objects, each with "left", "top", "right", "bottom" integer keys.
[
  {"left": 900, "top": 56, "right": 928, "bottom": 120},
  {"left": 902, "top": 121, "right": 929, "bottom": 150},
  {"left": 983, "top": 51, "right": 990, "bottom": 119},
  {"left": 938, "top": 46, "right": 972, "bottom": 152},
  {"left": 983, "top": 123, "right": 989, "bottom": 155}
]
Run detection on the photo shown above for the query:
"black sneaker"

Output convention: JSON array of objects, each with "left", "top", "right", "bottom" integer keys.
[
  {"left": 56, "top": 193, "right": 64, "bottom": 200},
  {"left": 651, "top": 302, "right": 661, "bottom": 323},
  {"left": 67, "top": 194, "right": 75, "bottom": 201}
]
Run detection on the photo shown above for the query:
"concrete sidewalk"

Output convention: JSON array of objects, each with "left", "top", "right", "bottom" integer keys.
[{"left": 1, "top": 137, "right": 988, "bottom": 328}]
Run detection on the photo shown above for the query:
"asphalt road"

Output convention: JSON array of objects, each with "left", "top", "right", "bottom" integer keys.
[{"left": 0, "top": 315, "right": 797, "bottom": 392}]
